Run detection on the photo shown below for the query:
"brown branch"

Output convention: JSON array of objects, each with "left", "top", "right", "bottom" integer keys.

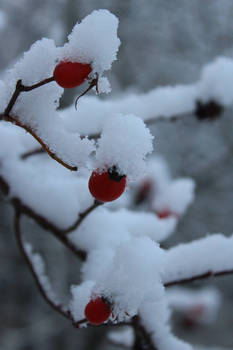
[
  {"left": 2, "top": 77, "right": 77, "bottom": 171},
  {"left": 0, "top": 175, "right": 86, "bottom": 260},
  {"left": 63, "top": 199, "right": 103, "bottom": 235},
  {"left": 164, "top": 269, "right": 233, "bottom": 287},
  {"left": 14, "top": 210, "right": 71, "bottom": 320},
  {"left": 0, "top": 114, "right": 77, "bottom": 171},
  {"left": 4, "top": 78, "right": 54, "bottom": 116}
]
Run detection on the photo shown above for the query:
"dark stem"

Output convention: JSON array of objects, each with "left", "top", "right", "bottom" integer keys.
[
  {"left": 4, "top": 77, "right": 54, "bottom": 116},
  {"left": 75, "top": 76, "right": 99, "bottom": 110},
  {"left": 164, "top": 269, "right": 233, "bottom": 287},
  {"left": 0, "top": 114, "right": 77, "bottom": 171},
  {"left": 14, "top": 210, "right": 70, "bottom": 320},
  {"left": 132, "top": 316, "right": 157, "bottom": 350},
  {"left": 12, "top": 196, "right": 87, "bottom": 261},
  {"left": 63, "top": 200, "right": 103, "bottom": 235},
  {"left": 21, "top": 147, "right": 45, "bottom": 160}
]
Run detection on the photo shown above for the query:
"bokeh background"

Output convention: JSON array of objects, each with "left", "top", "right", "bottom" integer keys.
[{"left": 0, "top": 1, "right": 233, "bottom": 349}]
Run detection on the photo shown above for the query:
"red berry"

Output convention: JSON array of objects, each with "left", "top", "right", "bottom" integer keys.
[
  {"left": 84, "top": 297, "right": 111, "bottom": 325},
  {"left": 88, "top": 167, "right": 126, "bottom": 202},
  {"left": 157, "top": 209, "right": 179, "bottom": 219},
  {"left": 53, "top": 61, "right": 92, "bottom": 88}
]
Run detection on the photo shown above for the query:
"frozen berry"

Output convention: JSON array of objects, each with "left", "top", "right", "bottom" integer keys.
[
  {"left": 88, "top": 167, "right": 126, "bottom": 202},
  {"left": 53, "top": 61, "right": 92, "bottom": 88},
  {"left": 84, "top": 297, "right": 111, "bottom": 325}
]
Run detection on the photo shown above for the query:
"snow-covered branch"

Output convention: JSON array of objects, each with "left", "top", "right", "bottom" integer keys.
[{"left": 163, "top": 234, "right": 233, "bottom": 286}]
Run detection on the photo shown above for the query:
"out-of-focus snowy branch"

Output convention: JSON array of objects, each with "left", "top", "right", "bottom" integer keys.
[
  {"left": 163, "top": 234, "right": 233, "bottom": 287},
  {"left": 61, "top": 56, "right": 233, "bottom": 137}
]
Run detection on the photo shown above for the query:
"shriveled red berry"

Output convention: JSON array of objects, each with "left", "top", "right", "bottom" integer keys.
[
  {"left": 157, "top": 209, "right": 179, "bottom": 219},
  {"left": 84, "top": 297, "right": 111, "bottom": 325},
  {"left": 53, "top": 61, "right": 92, "bottom": 88},
  {"left": 88, "top": 167, "right": 126, "bottom": 202}
]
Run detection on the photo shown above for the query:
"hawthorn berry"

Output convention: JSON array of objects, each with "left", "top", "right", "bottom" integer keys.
[
  {"left": 84, "top": 297, "right": 111, "bottom": 325},
  {"left": 88, "top": 167, "right": 126, "bottom": 202},
  {"left": 53, "top": 61, "right": 92, "bottom": 88}
]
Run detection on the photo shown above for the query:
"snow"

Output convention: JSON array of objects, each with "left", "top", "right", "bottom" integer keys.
[
  {"left": 198, "top": 57, "right": 233, "bottom": 106},
  {"left": 61, "top": 56, "right": 233, "bottom": 136},
  {"left": 1, "top": 10, "right": 121, "bottom": 169},
  {"left": 0, "top": 8, "right": 232, "bottom": 350},
  {"left": 162, "top": 234, "right": 233, "bottom": 285},
  {"left": 0, "top": 123, "right": 94, "bottom": 228},
  {"left": 108, "top": 327, "right": 134, "bottom": 348},
  {"left": 140, "top": 299, "right": 193, "bottom": 350},
  {"left": 95, "top": 114, "right": 154, "bottom": 181},
  {"left": 70, "top": 281, "right": 95, "bottom": 323},
  {"left": 166, "top": 287, "right": 221, "bottom": 324},
  {"left": 61, "top": 10, "right": 120, "bottom": 75},
  {"left": 25, "top": 242, "right": 60, "bottom": 305},
  {"left": 152, "top": 178, "right": 195, "bottom": 216}
]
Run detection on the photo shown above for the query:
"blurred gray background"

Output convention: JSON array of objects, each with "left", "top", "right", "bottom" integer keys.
[{"left": 0, "top": 1, "right": 233, "bottom": 349}]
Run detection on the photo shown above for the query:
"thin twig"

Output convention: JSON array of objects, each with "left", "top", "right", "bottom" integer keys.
[
  {"left": 0, "top": 114, "right": 77, "bottom": 171},
  {"left": 11, "top": 196, "right": 87, "bottom": 261},
  {"left": 63, "top": 200, "right": 103, "bottom": 235},
  {"left": 164, "top": 269, "right": 233, "bottom": 287},
  {"left": 4, "top": 78, "right": 54, "bottom": 116},
  {"left": 21, "top": 147, "right": 45, "bottom": 160},
  {"left": 14, "top": 210, "right": 71, "bottom": 320}
]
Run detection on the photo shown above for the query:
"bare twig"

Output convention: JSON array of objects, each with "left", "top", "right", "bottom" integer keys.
[
  {"left": 14, "top": 210, "right": 70, "bottom": 320},
  {"left": 0, "top": 114, "right": 77, "bottom": 171},
  {"left": 63, "top": 199, "right": 103, "bottom": 235},
  {"left": 164, "top": 269, "right": 233, "bottom": 287},
  {"left": 21, "top": 147, "right": 45, "bottom": 160},
  {"left": 4, "top": 78, "right": 54, "bottom": 116},
  {"left": 1, "top": 77, "right": 77, "bottom": 171},
  {"left": 0, "top": 175, "right": 86, "bottom": 260}
]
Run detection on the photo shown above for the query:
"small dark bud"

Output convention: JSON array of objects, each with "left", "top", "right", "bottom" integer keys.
[{"left": 195, "top": 100, "right": 223, "bottom": 120}]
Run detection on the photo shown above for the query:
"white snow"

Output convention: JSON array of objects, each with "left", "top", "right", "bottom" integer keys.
[
  {"left": 60, "top": 10, "right": 120, "bottom": 75},
  {"left": 95, "top": 114, "right": 154, "bottom": 181},
  {"left": 162, "top": 234, "right": 233, "bottom": 285},
  {"left": 166, "top": 287, "right": 221, "bottom": 324},
  {"left": 25, "top": 242, "right": 60, "bottom": 305}
]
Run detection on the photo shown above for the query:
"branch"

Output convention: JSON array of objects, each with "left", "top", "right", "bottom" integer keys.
[
  {"left": 0, "top": 175, "right": 86, "bottom": 260},
  {"left": 0, "top": 114, "right": 77, "bottom": 171},
  {"left": 132, "top": 316, "right": 157, "bottom": 350},
  {"left": 14, "top": 210, "right": 70, "bottom": 320},
  {"left": 63, "top": 199, "right": 103, "bottom": 235},
  {"left": 165, "top": 269, "right": 233, "bottom": 287},
  {"left": 4, "top": 78, "right": 54, "bottom": 116},
  {"left": 1, "top": 78, "right": 77, "bottom": 171},
  {"left": 21, "top": 147, "right": 45, "bottom": 160}
]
